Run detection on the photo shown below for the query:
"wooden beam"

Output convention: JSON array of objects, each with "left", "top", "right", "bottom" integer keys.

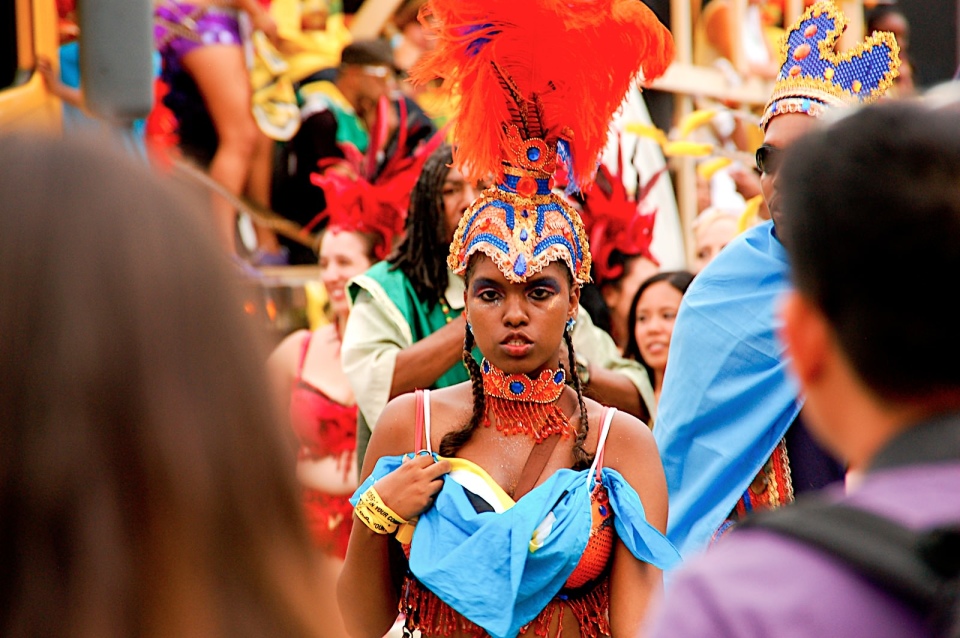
[
  {"left": 649, "top": 62, "right": 773, "bottom": 105},
  {"left": 349, "top": 0, "right": 405, "bottom": 40},
  {"left": 670, "top": 0, "right": 697, "bottom": 266},
  {"left": 838, "top": 1, "right": 864, "bottom": 50},
  {"left": 785, "top": 0, "right": 805, "bottom": 27}
]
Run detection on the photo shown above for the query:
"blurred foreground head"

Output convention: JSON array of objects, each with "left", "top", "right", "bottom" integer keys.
[
  {"left": 779, "top": 102, "right": 960, "bottom": 413},
  {"left": 0, "top": 134, "right": 324, "bottom": 637}
]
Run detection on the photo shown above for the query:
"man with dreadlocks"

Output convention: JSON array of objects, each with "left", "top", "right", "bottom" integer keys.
[{"left": 343, "top": 146, "right": 663, "bottom": 466}]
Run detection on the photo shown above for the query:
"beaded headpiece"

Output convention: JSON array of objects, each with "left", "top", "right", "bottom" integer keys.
[
  {"left": 760, "top": 1, "right": 901, "bottom": 132},
  {"left": 410, "top": 0, "right": 674, "bottom": 285}
]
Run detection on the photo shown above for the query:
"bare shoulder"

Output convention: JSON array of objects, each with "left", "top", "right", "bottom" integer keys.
[
  {"left": 581, "top": 398, "right": 656, "bottom": 462},
  {"left": 266, "top": 328, "right": 309, "bottom": 382},
  {"left": 603, "top": 410, "right": 663, "bottom": 476},
  {"left": 362, "top": 392, "right": 420, "bottom": 479},
  {"left": 269, "top": 328, "right": 309, "bottom": 365},
  {"left": 587, "top": 400, "right": 667, "bottom": 529},
  {"left": 424, "top": 382, "right": 475, "bottom": 438}
]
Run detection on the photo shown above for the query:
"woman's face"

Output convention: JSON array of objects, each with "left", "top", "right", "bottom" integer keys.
[
  {"left": 441, "top": 166, "right": 480, "bottom": 244},
  {"left": 633, "top": 281, "right": 684, "bottom": 374},
  {"left": 465, "top": 256, "right": 579, "bottom": 375},
  {"left": 693, "top": 216, "right": 739, "bottom": 273},
  {"left": 319, "top": 230, "right": 374, "bottom": 318}
]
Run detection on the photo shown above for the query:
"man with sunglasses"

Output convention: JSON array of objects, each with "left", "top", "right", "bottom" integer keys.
[{"left": 653, "top": 1, "right": 902, "bottom": 563}]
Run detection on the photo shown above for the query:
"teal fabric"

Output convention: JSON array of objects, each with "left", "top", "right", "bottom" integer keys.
[
  {"left": 353, "top": 455, "right": 681, "bottom": 638},
  {"left": 653, "top": 221, "right": 802, "bottom": 560}
]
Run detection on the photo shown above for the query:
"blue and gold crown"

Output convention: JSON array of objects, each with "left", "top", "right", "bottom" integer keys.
[{"left": 760, "top": 1, "right": 900, "bottom": 131}]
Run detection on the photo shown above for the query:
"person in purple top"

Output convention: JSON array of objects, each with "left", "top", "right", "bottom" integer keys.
[{"left": 646, "top": 100, "right": 960, "bottom": 637}]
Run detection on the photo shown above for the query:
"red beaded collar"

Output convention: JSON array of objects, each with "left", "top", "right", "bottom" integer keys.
[{"left": 480, "top": 358, "right": 566, "bottom": 404}]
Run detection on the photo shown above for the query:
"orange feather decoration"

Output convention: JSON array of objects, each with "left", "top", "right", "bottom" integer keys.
[{"left": 410, "top": 0, "right": 674, "bottom": 191}]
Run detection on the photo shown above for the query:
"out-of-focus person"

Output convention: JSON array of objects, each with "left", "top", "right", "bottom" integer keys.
[
  {"left": 647, "top": 97, "right": 960, "bottom": 638},
  {"left": 654, "top": 2, "right": 901, "bottom": 560},
  {"left": 867, "top": 3, "right": 916, "bottom": 97},
  {"left": 267, "top": 163, "right": 407, "bottom": 637},
  {"left": 623, "top": 271, "right": 695, "bottom": 419},
  {"left": 0, "top": 133, "right": 325, "bottom": 637},
  {"left": 691, "top": 207, "right": 740, "bottom": 273},
  {"left": 154, "top": 0, "right": 281, "bottom": 256}
]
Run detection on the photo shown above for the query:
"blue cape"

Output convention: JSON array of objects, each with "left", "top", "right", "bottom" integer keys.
[
  {"left": 653, "top": 221, "right": 802, "bottom": 559},
  {"left": 353, "top": 455, "right": 680, "bottom": 638}
]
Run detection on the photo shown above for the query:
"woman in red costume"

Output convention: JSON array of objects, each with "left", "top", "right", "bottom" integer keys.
[
  {"left": 337, "top": 1, "right": 681, "bottom": 636},
  {"left": 268, "top": 165, "right": 406, "bottom": 637}
]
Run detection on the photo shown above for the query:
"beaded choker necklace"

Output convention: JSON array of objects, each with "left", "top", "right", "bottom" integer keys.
[{"left": 480, "top": 359, "right": 574, "bottom": 443}]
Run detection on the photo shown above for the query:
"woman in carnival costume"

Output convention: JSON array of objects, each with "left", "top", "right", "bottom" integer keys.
[
  {"left": 268, "top": 133, "right": 441, "bottom": 635},
  {"left": 269, "top": 170, "right": 403, "bottom": 636},
  {"left": 337, "top": 1, "right": 680, "bottom": 637}
]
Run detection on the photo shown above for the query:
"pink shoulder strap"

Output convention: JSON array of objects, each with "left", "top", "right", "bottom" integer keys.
[
  {"left": 414, "top": 389, "right": 433, "bottom": 452},
  {"left": 588, "top": 407, "right": 617, "bottom": 487},
  {"left": 295, "top": 331, "right": 312, "bottom": 380}
]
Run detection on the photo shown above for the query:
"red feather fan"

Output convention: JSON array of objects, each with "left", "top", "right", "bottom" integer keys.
[{"left": 410, "top": 0, "right": 674, "bottom": 191}]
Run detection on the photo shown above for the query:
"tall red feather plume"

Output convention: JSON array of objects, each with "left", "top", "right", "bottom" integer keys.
[{"left": 410, "top": 0, "right": 674, "bottom": 190}]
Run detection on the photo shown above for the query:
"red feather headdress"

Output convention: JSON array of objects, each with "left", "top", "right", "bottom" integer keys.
[
  {"left": 581, "top": 159, "right": 664, "bottom": 288},
  {"left": 410, "top": 0, "right": 674, "bottom": 191},
  {"left": 306, "top": 97, "right": 447, "bottom": 261},
  {"left": 410, "top": 0, "right": 674, "bottom": 284}
]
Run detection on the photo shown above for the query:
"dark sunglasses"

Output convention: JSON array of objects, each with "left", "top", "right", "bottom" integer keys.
[{"left": 755, "top": 144, "right": 783, "bottom": 175}]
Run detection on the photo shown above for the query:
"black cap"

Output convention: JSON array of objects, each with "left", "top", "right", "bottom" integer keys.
[{"left": 339, "top": 39, "right": 395, "bottom": 69}]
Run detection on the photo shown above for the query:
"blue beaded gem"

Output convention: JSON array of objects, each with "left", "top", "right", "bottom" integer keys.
[
  {"left": 519, "top": 229, "right": 528, "bottom": 242},
  {"left": 509, "top": 380, "right": 526, "bottom": 395},
  {"left": 553, "top": 369, "right": 565, "bottom": 384},
  {"left": 526, "top": 146, "right": 541, "bottom": 162},
  {"left": 513, "top": 253, "right": 527, "bottom": 276}
]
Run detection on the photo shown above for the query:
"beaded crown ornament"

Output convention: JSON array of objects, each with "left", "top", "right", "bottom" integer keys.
[
  {"left": 410, "top": 0, "right": 674, "bottom": 285},
  {"left": 760, "top": 1, "right": 901, "bottom": 132}
]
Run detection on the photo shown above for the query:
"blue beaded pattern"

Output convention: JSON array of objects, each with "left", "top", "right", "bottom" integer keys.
[
  {"left": 761, "top": 1, "right": 900, "bottom": 130},
  {"left": 448, "top": 177, "right": 592, "bottom": 284}
]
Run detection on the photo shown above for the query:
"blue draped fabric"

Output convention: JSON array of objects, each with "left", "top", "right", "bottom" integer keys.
[
  {"left": 353, "top": 455, "right": 681, "bottom": 638},
  {"left": 653, "top": 221, "right": 802, "bottom": 560}
]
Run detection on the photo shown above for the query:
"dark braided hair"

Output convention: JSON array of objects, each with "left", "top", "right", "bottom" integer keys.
[
  {"left": 439, "top": 323, "right": 485, "bottom": 457},
  {"left": 564, "top": 329, "right": 594, "bottom": 470},
  {"left": 387, "top": 144, "right": 455, "bottom": 305},
  {"left": 441, "top": 257, "right": 595, "bottom": 468}
]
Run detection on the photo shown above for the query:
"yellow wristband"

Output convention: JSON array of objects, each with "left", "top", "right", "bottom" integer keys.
[
  {"left": 361, "top": 486, "right": 407, "bottom": 526},
  {"left": 354, "top": 500, "right": 396, "bottom": 534},
  {"left": 353, "top": 486, "right": 407, "bottom": 535}
]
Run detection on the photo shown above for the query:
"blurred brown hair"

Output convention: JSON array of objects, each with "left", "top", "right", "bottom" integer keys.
[{"left": 0, "top": 133, "right": 325, "bottom": 638}]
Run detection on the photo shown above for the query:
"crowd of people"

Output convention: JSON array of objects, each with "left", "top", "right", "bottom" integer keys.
[{"left": 4, "top": 0, "right": 958, "bottom": 636}]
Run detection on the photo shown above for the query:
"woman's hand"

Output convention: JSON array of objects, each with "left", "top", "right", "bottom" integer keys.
[{"left": 373, "top": 453, "right": 450, "bottom": 521}]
